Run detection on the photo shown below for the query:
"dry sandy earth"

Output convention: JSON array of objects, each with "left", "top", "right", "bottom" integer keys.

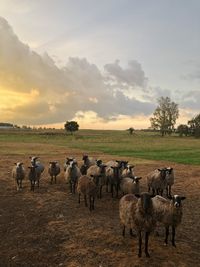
[{"left": 0, "top": 143, "right": 200, "bottom": 267}]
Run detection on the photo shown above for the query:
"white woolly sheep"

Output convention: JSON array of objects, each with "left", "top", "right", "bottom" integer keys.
[
  {"left": 120, "top": 176, "right": 142, "bottom": 195},
  {"left": 12, "top": 162, "right": 25, "bottom": 191},
  {"left": 147, "top": 168, "right": 168, "bottom": 196},
  {"left": 152, "top": 194, "right": 186, "bottom": 246},
  {"left": 64, "top": 161, "right": 81, "bottom": 194},
  {"left": 63, "top": 157, "right": 74, "bottom": 171},
  {"left": 119, "top": 192, "right": 156, "bottom": 257},
  {"left": 48, "top": 161, "right": 60, "bottom": 184},
  {"left": 77, "top": 175, "right": 98, "bottom": 211}
]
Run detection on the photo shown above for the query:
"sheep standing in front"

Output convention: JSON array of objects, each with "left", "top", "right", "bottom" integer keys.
[
  {"left": 63, "top": 157, "right": 74, "bottom": 171},
  {"left": 87, "top": 163, "right": 107, "bottom": 198},
  {"left": 147, "top": 168, "right": 168, "bottom": 196},
  {"left": 120, "top": 176, "right": 142, "bottom": 195},
  {"left": 119, "top": 192, "right": 156, "bottom": 257},
  {"left": 165, "top": 167, "right": 175, "bottom": 198},
  {"left": 48, "top": 161, "right": 60, "bottom": 184},
  {"left": 64, "top": 161, "right": 81, "bottom": 194},
  {"left": 77, "top": 175, "right": 97, "bottom": 211},
  {"left": 106, "top": 166, "right": 121, "bottom": 198},
  {"left": 12, "top": 162, "right": 25, "bottom": 191},
  {"left": 152, "top": 194, "right": 186, "bottom": 246}
]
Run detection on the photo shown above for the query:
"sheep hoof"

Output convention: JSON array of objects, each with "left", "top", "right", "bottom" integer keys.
[
  {"left": 138, "top": 253, "right": 142, "bottom": 258},
  {"left": 145, "top": 253, "right": 150, "bottom": 258}
]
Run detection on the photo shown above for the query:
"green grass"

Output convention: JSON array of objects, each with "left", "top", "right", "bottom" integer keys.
[{"left": 0, "top": 129, "right": 199, "bottom": 165}]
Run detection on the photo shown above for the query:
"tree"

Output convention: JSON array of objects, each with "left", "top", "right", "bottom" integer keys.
[
  {"left": 188, "top": 113, "right": 200, "bottom": 137},
  {"left": 64, "top": 121, "right": 79, "bottom": 134},
  {"left": 127, "top": 127, "right": 134, "bottom": 135},
  {"left": 177, "top": 124, "right": 189, "bottom": 137},
  {"left": 150, "top": 97, "right": 179, "bottom": 136}
]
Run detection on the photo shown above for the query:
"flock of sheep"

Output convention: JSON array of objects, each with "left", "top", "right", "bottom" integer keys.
[{"left": 11, "top": 154, "right": 186, "bottom": 258}]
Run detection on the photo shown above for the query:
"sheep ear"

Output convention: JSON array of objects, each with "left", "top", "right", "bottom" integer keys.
[
  {"left": 157, "top": 168, "right": 161, "bottom": 171},
  {"left": 181, "top": 196, "right": 186, "bottom": 200},
  {"left": 134, "top": 194, "right": 140, "bottom": 198},
  {"left": 14, "top": 162, "right": 17, "bottom": 165},
  {"left": 137, "top": 177, "right": 142, "bottom": 180}
]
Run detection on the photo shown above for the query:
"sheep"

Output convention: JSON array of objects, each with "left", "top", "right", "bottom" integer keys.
[
  {"left": 64, "top": 161, "right": 81, "bottom": 194},
  {"left": 120, "top": 176, "right": 142, "bottom": 195},
  {"left": 106, "top": 166, "right": 121, "bottom": 198},
  {"left": 119, "top": 192, "right": 156, "bottom": 257},
  {"left": 63, "top": 157, "right": 74, "bottom": 171},
  {"left": 80, "top": 154, "right": 99, "bottom": 175},
  {"left": 12, "top": 162, "right": 25, "bottom": 191},
  {"left": 28, "top": 165, "right": 39, "bottom": 191},
  {"left": 121, "top": 164, "right": 135, "bottom": 178},
  {"left": 87, "top": 163, "right": 107, "bottom": 198},
  {"left": 152, "top": 194, "right": 186, "bottom": 247},
  {"left": 29, "top": 156, "right": 45, "bottom": 188},
  {"left": 147, "top": 168, "right": 168, "bottom": 196},
  {"left": 48, "top": 161, "right": 60, "bottom": 184},
  {"left": 105, "top": 160, "right": 128, "bottom": 193},
  {"left": 77, "top": 175, "right": 97, "bottom": 211},
  {"left": 165, "top": 167, "right": 175, "bottom": 198}
]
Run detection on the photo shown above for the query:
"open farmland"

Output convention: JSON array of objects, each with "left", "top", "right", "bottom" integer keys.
[{"left": 0, "top": 130, "right": 200, "bottom": 267}]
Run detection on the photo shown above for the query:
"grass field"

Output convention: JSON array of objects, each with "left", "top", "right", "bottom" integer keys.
[{"left": 0, "top": 129, "right": 199, "bottom": 165}]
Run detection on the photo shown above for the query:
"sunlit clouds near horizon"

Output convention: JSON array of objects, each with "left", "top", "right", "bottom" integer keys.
[{"left": 0, "top": 1, "right": 200, "bottom": 129}]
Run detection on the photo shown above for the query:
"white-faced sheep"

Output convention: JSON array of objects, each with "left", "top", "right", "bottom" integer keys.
[
  {"left": 152, "top": 194, "right": 186, "bottom": 246},
  {"left": 120, "top": 176, "right": 142, "bottom": 195},
  {"left": 121, "top": 164, "right": 135, "bottom": 178},
  {"left": 119, "top": 192, "right": 156, "bottom": 257},
  {"left": 64, "top": 161, "right": 81, "bottom": 194},
  {"left": 165, "top": 167, "right": 175, "bottom": 198},
  {"left": 48, "top": 161, "right": 60, "bottom": 184},
  {"left": 87, "top": 163, "right": 107, "bottom": 198},
  {"left": 12, "top": 162, "right": 25, "bottom": 191},
  {"left": 77, "top": 175, "right": 97, "bottom": 211},
  {"left": 147, "top": 168, "right": 168, "bottom": 196}
]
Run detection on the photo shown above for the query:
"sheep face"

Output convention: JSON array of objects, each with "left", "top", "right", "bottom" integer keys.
[
  {"left": 172, "top": 195, "right": 186, "bottom": 208},
  {"left": 136, "top": 192, "right": 153, "bottom": 214},
  {"left": 82, "top": 154, "right": 88, "bottom": 161},
  {"left": 158, "top": 168, "right": 167, "bottom": 180}
]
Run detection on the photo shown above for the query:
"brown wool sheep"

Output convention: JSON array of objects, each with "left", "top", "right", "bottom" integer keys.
[
  {"left": 48, "top": 161, "right": 60, "bottom": 184},
  {"left": 77, "top": 175, "right": 97, "bottom": 211},
  {"left": 147, "top": 168, "right": 168, "bottom": 196},
  {"left": 119, "top": 192, "right": 156, "bottom": 257},
  {"left": 152, "top": 194, "right": 186, "bottom": 246},
  {"left": 120, "top": 176, "right": 142, "bottom": 195}
]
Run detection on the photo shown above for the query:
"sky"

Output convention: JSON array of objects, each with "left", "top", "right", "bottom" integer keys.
[{"left": 0, "top": 0, "right": 200, "bottom": 129}]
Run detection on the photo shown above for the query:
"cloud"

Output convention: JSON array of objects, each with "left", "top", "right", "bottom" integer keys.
[
  {"left": 104, "top": 59, "right": 148, "bottom": 88},
  {"left": 0, "top": 16, "right": 155, "bottom": 127}
]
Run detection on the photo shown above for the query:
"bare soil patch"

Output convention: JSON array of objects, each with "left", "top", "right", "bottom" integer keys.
[{"left": 0, "top": 143, "right": 200, "bottom": 267}]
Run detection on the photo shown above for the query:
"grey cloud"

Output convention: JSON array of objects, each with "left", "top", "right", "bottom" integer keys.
[
  {"left": 0, "top": 16, "right": 155, "bottom": 125},
  {"left": 104, "top": 59, "right": 148, "bottom": 88}
]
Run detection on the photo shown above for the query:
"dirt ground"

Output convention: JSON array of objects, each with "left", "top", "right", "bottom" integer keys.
[{"left": 0, "top": 143, "right": 200, "bottom": 267}]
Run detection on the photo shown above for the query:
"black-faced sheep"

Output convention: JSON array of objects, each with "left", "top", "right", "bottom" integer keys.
[
  {"left": 28, "top": 165, "right": 39, "bottom": 191},
  {"left": 106, "top": 166, "right": 121, "bottom": 198},
  {"left": 147, "top": 168, "right": 168, "bottom": 196},
  {"left": 77, "top": 175, "right": 97, "bottom": 211},
  {"left": 48, "top": 161, "right": 60, "bottom": 184},
  {"left": 119, "top": 192, "right": 156, "bottom": 257},
  {"left": 152, "top": 194, "right": 186, "bottom": 246},
  {"left": 87, "top": 163, "right": 107, "bottom": 198},
  {"left": 12, "top": 162, "right": 25, "bottom": 191}
]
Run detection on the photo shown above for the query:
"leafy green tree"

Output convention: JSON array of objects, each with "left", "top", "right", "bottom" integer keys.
[
  {"left": 150, "top": 96, "right": 179, "bottom": 136},
  {"left": 177, "top": 124, "right": 189, "bottom": 137},
  {"left": 188, "top": 113, "right": 200, "bottom": 137},
  {"left": 64, "top": 121, "right": 79, "bottom": 134},
  {"left": 127, "top": 127, "right": 134, "bottom": 135}
]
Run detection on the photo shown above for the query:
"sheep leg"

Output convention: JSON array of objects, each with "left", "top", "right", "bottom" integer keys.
[
  {"left": 19, "top": 179, "right": 22, "bottom": 189},
  {"left": 138, "top": 231, "right": 142, "bottom": 257},
  {"left": 168, "top": 186, "right": 172, "bottom": 198},
  {"left": 55, "top": 176, "right": 57, "bottom": 184},
  {"left": 145, "top": 232, "right": 150, "bottom": 257},
  {"left": 84, "top": 195, "right": 88, "bottom": 207},
  {"left": 111, "top": 184, "right": 114, "bottom": 198},
  {"left": 164, "top": 226, "right": 169, "bottom": 245},
  {"left": 122, "top": 225, "right": 125, "bottom": 236},
  {"left": 99, "top": 186, "right": 102, "bottom": 199},
  {"left": 152, "top": 189, "right": 155, "bottom": 196},
  {"left": 37, "top": 180, "right": 39, "bottom": 188},
  {"left": 78, "top": 193, "right": 81, "bottom": 204},
  {"left": 160, "top": 189, "right": 163, "bottom": 196},
  {"left": 172, "top": 226, "right": 176, "bottom": 247},
  {"left": 130, "top": 228, "right": 135, "bottom": 237},
  {"left": 51, "top": 176, "right": 53, "bottom": 184},
  {"left": 16, "top": 180, "right": 20, "bottom": 190}
]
